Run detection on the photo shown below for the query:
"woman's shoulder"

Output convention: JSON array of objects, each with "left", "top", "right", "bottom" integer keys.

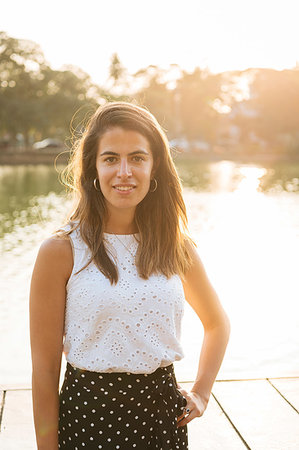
[
  {"left": 36, "top": 234, "right": 73, "bottom": 279},
  {"left": 182, "top": 234, "right": 198, "bottom": 261},
  {"left": 40, "top": 234, "right": 72, "bottom": 256}
]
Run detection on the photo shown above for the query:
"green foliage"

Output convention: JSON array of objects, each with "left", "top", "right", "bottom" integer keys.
[
  {"left": 248, "top": 69, "right": 299, "bottom": 143},
  {"left": 133, "top": 65, "right": 222, "bottom": 141},
  {"left": 109, "top": 53, "right": 126, "bottom": 85},
  {"left": 134, "top": 66, "right": 178, "bottom": 136},
  {"left": 0, "top": 32, "right": 104, "bottom": 144},
  {"left": 1, "top": 31, "right": 299, "bottom": 157},
  {"left": 175, "top": 68, "right": 221, "bottom": 142}
]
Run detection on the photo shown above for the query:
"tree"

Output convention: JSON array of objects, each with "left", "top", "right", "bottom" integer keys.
[
  {"left": 133, "top": 65, "right": 177, "bottom": 136},
  {"left": 0, "top": 32, "right": 106, "bottom": 145},
  {"left": 0, "top": 31, "right": 47, "bottom": 143},
  {"left": 107, "top": 53, "right": 129, "bottom": 95},
  {"left": 248, "top": 69, "right": 299, "bottom": 148},
  {"left": 175, "top": 68, "right": 222, "bottom": 142}
]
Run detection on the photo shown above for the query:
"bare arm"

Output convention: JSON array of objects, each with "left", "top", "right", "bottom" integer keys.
[
  {"left": 29, "top": 236, "right": 73, "bottom": 449},
  {"left": 177, "top": 242, "right": 231, "bottom": 427}
]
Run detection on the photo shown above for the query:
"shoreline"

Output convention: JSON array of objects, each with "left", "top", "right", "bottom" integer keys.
[
  {"left": 0, "top": 150, "right": 70, "bottom": 166},
  {"left": 0, "top": 149, "right": 299, "bottom": 166}
]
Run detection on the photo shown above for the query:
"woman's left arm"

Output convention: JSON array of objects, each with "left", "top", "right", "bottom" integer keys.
[{"left": 177, "top": 242, "right": 231, "bottom": 427}]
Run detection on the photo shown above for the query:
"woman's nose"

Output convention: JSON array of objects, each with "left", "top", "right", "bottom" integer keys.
[{"left": 117, "top": 158, "right": 132, "bottom": 178}]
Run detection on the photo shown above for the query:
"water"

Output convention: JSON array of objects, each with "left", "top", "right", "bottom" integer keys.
[{"left": 1, "top": 160, "right": 299, "bottom": 385}]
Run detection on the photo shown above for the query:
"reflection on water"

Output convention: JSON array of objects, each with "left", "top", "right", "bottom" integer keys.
[
  {"left": 259, "top": 164, "right": 299, "bottom": 193},
  {"left": 176, "top": 158, "right": 299, "bottom": 193},
  {"left": 1, "top": 160, "right": 299, "bottom": 240},
  {"left": 1, "top": 160, "right": 299, "bottom": 384},
  {"left": 0, "top": 165, "right": 66, "bottom": 239},
  {"left": 235, "top": 166, "right": 267, "bottom": 193}
]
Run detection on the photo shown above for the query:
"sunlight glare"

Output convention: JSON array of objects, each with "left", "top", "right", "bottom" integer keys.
[
  {"left": 235, "top": 166, "right": 268, "bottom": 195},
  {"left": 181, "top": 163, "right": 299, "bottom": 378}
]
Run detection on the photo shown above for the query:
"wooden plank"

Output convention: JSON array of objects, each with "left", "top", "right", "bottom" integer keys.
[
  {"left": 0, "top": 390, "right": 4, "bottom": 432},
  {"left": 0, "top": 385, "right": 246, "bottom": 450},
  {"left": 1, "top": 380, "right": 298, "bottom": 449},
  {"left": 268, "top": 378, "right": 299, "bottom": 412},
  {"left": 212, "top": 379, "right": 299, "bottom": 450},
  {"left": 182, "top": 382, "right": 247, "bottom": 449},
  {"left": 0, "top": 390, "right": 36, "bottom": 449},
  {"left": 0, "top": 385, "right": 31, "bottom": 391}
]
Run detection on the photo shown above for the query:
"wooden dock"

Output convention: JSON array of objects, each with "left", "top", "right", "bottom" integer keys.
[{"left": 0, "top": 376, "right": 298, "bottom": 449}]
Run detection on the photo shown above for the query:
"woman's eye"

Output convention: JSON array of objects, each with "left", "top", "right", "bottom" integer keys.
[
  {"left": 103, "top": 155, "right": 144, "bottom": 163},
  {"left": 133, "top": 156, "right": 144, "bottom": 162},
  {"left": 105, "top": 157, "right": 116, "bottom": 163}
]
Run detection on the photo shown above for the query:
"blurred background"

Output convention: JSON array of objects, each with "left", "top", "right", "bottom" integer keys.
[{"left": 0, "top": 0, "right": 298, "bottom": 386}]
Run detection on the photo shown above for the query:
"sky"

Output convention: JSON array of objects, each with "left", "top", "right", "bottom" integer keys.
[{"left": 1, "top": 0, "right": 299, "bottom": 87}]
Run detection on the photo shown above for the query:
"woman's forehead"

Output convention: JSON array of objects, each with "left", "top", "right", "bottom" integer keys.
[{"left": 97, "top": 127, "right": 153, "bottom": 155}]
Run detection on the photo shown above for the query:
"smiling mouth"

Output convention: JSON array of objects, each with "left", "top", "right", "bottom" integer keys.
[{"left": 113, "top": 185, "right": 136, "bottom": 192}]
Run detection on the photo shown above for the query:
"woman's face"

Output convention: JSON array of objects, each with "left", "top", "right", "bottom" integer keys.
[{"left": 96, "top": 127, "right": 154, "bottom": 217}]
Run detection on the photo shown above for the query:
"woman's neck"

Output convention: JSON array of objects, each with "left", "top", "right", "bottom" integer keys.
[{"left": 104, "top": 210, "right": 138, "bottom": 235}]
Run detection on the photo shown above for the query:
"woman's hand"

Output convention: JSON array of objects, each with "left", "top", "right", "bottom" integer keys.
[{"left": 176, "top": 385, "right": 209, "bottom": 427}]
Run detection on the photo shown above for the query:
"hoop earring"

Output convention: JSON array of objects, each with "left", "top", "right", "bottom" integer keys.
[
  {"left": 149, "top": 178, "right": 158, "bottom": 192},
  {"left": 93, "top": 178, "right": 101, "bottom": 191}
]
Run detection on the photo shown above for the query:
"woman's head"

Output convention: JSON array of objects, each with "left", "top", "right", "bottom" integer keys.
[
  {"left": 63, "top": 101, "right": 193, "bottom": 283},
  {"left": 72, "top": 101, "right": 175, "bottom": 209},
  {"left": 95, "top": 126, "right": 155, "bottom": 221}
]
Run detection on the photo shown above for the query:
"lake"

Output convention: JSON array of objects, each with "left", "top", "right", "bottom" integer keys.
[{"left": 1, "top": 159, "right": 298, "bottom": 385}]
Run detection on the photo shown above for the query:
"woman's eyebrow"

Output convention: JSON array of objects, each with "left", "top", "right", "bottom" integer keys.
[{"left": 100, "top": 150, "right": 150, "bottom": 156}]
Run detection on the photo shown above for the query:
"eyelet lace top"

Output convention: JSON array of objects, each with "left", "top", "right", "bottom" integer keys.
[{"left": 62, "top": 224, "right": 186, "bottom": 374}]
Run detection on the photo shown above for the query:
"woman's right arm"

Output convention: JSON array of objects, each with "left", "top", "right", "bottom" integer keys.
[{"left": 29, "top": 236, "right": 73, "bottom": 450}]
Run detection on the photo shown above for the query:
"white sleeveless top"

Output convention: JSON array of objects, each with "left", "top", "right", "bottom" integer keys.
[{"left": 62, "top": 224, "right": 186, "bottom": 374}]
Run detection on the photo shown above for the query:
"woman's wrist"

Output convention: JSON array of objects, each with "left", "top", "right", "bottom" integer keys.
[{"left": 190, "top": 382, "right": 211, "bottom": 406}]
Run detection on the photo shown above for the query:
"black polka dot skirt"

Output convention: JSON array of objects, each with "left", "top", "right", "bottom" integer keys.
[{"left": 59, "top": 362, "right": 188, "bottom": 449}]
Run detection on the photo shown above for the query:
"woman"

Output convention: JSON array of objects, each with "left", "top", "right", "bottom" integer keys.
[{"left": 30, "top": 101, "right": 230, "bottom": 449}]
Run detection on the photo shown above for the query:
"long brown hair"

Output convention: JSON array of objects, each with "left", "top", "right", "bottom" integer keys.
[{"left": 59, "top": 101, "right": 194, "bottom": 284}]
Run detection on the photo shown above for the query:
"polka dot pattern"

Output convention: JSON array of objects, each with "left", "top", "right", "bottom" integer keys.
[{"left": 59, "top": 362, "right": 188, "bottom": 449}]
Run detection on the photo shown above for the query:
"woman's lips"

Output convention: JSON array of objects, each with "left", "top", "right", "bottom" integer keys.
[{"left": 113, "top": 185, "right": 136, "bottom": 193}]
